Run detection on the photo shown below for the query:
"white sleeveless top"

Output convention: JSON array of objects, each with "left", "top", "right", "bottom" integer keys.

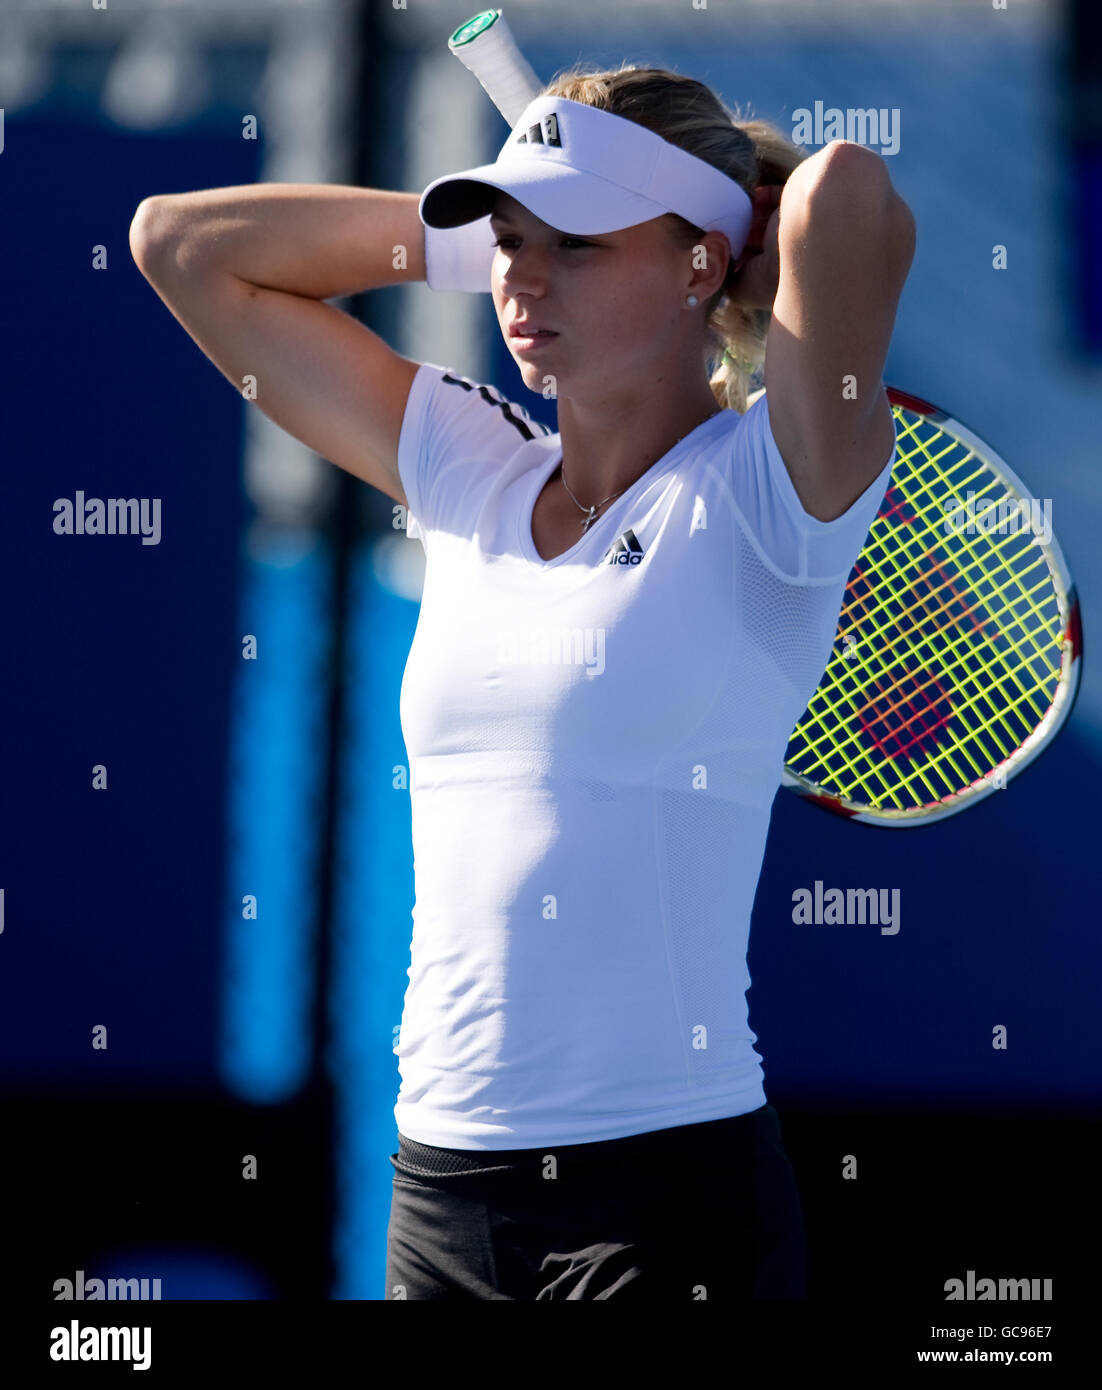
[{"left": 392, "top": 362, "right": 894, "bottom": 1149}]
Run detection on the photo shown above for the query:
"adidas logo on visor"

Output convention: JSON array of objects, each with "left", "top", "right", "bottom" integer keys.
[{"left": 515, "top": 113, "right": 562, "bottom": 147}]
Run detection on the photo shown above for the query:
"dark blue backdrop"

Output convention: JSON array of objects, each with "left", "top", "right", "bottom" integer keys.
[{"left": 1, "top": 119, "right": 255, "bottom": 1080}]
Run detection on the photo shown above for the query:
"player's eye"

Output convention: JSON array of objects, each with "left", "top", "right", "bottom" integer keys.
[{"left": 491, "top": 236, "right": 591, "bottom": 249}]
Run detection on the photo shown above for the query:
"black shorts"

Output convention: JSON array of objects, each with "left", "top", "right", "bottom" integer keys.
[{"left": 384, "top": 1103, "right": 807, "bottom": 1300}]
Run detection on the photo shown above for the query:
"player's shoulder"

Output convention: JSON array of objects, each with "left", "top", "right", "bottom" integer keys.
[
  {"left": 415, "top": 361, "right": 554, "bottom": 453},
  {"left": 400, "top": 363, "right": 556, "bottom": 547}
]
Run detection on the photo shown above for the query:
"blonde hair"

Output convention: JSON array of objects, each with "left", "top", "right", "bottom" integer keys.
[{"left": 542, "top": 62, "right": 807, "bottom": 415}]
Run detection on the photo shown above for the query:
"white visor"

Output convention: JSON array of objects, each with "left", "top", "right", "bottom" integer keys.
[{"left": 419, "top": 94, "right": 754, "bottom": 263}]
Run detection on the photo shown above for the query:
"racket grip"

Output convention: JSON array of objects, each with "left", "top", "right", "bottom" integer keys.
[{"left": 449, "top": 12, "right": 544, "bottom": 125}]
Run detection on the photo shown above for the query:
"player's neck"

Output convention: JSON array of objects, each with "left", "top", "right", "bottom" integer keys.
[{"left": 555, "top": 379, "right": 722, "bottom": 502}]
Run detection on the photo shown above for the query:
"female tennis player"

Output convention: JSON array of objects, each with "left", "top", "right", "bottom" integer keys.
[{"left": 129, "top": 62, "right": 914, "bottom": 1300}]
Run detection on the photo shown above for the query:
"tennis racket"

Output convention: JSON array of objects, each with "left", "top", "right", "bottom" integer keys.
[{"left": 446, "top": 9, "right": 1083, "bottom": 827}]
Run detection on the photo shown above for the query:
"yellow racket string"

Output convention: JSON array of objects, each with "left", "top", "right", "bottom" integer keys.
[
  {"left": 784, "top": 405, "right": 1066, "bottom": 811},
  {"left": 788, "top": 412, "right": 1060, "bottom": 805},
  {"left": 806, "top": 486, "right": 1056, "bottom": 783},
  {"left": 804, "top": 503, "right": 1055, "bottom": 774},
  {"left": 791, "top": 505, "right": 1058, "bottom": 804}
]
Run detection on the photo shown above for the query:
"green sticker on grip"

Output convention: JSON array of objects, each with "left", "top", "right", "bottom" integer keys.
[{"left": 449, "top": 11, "right": 500, "bottom": 48}]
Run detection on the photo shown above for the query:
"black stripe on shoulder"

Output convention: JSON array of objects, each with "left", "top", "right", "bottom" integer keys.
[{"left": 441, "top": 370, "right": 553, "bottom": 443}]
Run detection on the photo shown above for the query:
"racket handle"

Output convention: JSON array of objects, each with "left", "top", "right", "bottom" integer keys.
[{"left": 449, "top": 10, "right": 544, "bottom": 126}]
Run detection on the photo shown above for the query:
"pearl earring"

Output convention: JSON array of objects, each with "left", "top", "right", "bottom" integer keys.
[{"left": 686, "top": 294, "right": 699, "bottom": 308}]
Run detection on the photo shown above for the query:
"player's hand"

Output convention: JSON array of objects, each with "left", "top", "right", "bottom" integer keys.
[{"left": 726, "top": 184, "right": 783, "bottom": 311}]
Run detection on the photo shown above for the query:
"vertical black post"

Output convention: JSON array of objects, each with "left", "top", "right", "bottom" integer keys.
[
  {"left": 308, "top": 0, "right": 390, "bottom": 1296},
  {"left": 1065, "top": 0, "right": 1102, "bottom": 356}
]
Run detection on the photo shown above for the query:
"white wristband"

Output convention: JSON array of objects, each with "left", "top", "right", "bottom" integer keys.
[{"left": 423, "top": 215, "right": 496, "bottom": 293}]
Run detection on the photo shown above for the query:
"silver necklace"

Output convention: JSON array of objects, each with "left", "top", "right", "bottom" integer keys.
[
  {"left": 558, "top": 410, "right": 722, "bottom": 532},
  {"left": 558, "top": 468, "right": 625, "bottom": 532}
]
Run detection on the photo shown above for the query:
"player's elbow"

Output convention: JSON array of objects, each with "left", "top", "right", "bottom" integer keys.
[
  {"left": 797, "top": 148, "right": 916, "bottom": 282},
  {"left": 797, "top": 141, "right": 910, "bottom": 235},
  {"left": 129, "top": 196, "right": 183, "bottom": 276},
  {"left": 803, "top": 139, "right": 893, "bottom": 198}
]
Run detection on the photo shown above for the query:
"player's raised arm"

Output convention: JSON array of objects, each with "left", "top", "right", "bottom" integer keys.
[
  {"left": 128, "top": 184, "right": 428, "bottom": 507},
  {"left": 759, "top": 141, "right": 916, "bottom": 522}
]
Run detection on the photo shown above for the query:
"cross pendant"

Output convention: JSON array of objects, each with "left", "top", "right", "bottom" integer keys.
[{"left": 581, "top": 506, "right": 598, "bottom": 532}]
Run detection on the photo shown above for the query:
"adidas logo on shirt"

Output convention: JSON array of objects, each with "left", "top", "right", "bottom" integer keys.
[{"left": 605, "top": 529, "right": 645, "bottom": 565}]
